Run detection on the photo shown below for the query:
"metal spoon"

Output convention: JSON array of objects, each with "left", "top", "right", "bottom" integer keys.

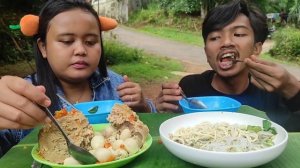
[
  {"left": 42, "top": 107, "right": 98, "bottom": 164},
  {"left": 232, "top": 58, "right": 267, "bottom": 91},
  {"left": 56, "top": 93, "right": 98, "bottom": 114},
  {"left": 233, "top": 59, "right": 244, "bottom": 63},
  {"left": 180, "top": 90, "right": 207, "bottom": 109},
  {"left": 56, "top": 93, "right": 81, "bottom": 111}
]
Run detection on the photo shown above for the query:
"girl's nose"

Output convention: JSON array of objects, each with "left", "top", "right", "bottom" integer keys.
[{"left": 74, "top": 42, "right": 87, "bottom": 56}]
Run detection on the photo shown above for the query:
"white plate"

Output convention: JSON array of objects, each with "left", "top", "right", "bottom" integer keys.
[{"left": 159, "top": 112, "right": 288, "bottom": 168}]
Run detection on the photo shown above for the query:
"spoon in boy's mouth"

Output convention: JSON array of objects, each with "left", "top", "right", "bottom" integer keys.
[
  {"left": 231, "top": 58, "right": 267, "bottom": 91},
  {"left": 233, "top": 59, "right": 244, "bottom": 63}
]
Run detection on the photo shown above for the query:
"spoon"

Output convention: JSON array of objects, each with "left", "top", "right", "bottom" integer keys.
[
  {"left": 56, "top": 93, "right": 81, "bottom": 111},
  {"left": 233, "top": 59, "right": 244, "bottom": 63},
  {"left": 42, "top": 107, "right": 98, "bottom": 164},
  {"left": 180, "top": 90, "right": 207, "bottom": 109},
  {"left": 232, "top": 59, "right": 267, "bottom": 91},
  {"left": 56, "top": 93, "right": 98, "bottom": 114}
]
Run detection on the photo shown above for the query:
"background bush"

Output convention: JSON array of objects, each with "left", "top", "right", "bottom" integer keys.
[
  {"left": 104, "top": 40, "right": 142, "bottom": 65},
  {"left": 158, "top": 0, "right": 201, "bottom": 15},
  {"left": 0, "top": 0, "right": 43, "bottom": 65},
  {"left": 269, "top": 27, "right": 300, "bottom": 63}
]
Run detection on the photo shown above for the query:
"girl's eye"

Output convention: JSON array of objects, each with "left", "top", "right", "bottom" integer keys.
[
  {"left": 85, "top": 40, "right": 97, "bottom": 46},
  {"left": 60, "top": 40, "right": 73, "bottom": 45}
]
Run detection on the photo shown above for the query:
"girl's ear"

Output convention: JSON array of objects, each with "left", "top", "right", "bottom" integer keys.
[
  {"left": 37, "top": 38, "right": 47, "bottom": 58},
  {"left": 253, "top": 42, "right": 263, "bottom": 55}
]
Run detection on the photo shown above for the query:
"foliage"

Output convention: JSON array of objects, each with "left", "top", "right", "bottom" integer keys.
[
  {"left": 158, "top": 0, "right": 201, "bottom": 15},
  {"left": 110, "top": 55, "right": 182, "bottom": 83},
  {"left": 104, "top": 40, "right": 182, "bottom": 83},
  {"left": 104, "top": 40, "right": 142, "bottom": 65},
  {"left": 127, "top": 3, "right": 202, "bottom": 32},
  {"left": 0, "top": 0, "right": 44, "bottom": 65},
  {"left": 269, "top": 28, "right": 300, "bottom": 63},
  {"left": 0, "top": 16, "right": 34, "bottom": 65},
  {"left": 288, "top": 0, "right": 300, "bottom": 27}
]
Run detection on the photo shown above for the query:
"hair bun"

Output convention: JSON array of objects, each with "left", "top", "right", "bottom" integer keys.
[
  {"left": 19, "top": 15, "right": 118, "bottom": 36},
  {"left": 99, "top": 16, "right": 118, "bottom": 31},
  {"left": 20, "top": 14, "right": 39, "bottom": 36}
]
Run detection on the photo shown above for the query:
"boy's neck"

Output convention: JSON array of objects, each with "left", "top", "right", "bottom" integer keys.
[{"left": 212, "top": 71, "right": 249, "bottom": 95}]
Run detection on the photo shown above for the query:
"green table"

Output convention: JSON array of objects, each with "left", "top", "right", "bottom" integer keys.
[{"left": 1, "top": 106, "right": 300, "bottom": 168}]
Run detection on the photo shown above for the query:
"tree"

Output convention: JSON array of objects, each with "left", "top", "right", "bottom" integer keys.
[
  {"left": 289, "top": 0, "right": 300, "bottom": 27},
  {"left": 0, "top": 0, "right": 44, "bottom": 65}
]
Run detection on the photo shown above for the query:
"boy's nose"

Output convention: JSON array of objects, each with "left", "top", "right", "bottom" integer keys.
[{"left": 221, "top": 37, "right": 235, "bottom": 48}]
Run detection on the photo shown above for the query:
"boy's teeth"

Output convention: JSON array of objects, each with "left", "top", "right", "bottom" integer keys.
[{"left": 222, "top": 53, "right": 234, "bottom": 58}]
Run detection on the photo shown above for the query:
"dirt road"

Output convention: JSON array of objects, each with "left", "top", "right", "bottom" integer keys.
[{"left": 107, "top": 26, "right": 300, "bottom": 99}]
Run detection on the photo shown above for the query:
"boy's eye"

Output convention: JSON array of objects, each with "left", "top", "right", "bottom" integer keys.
[
  {"left": 208, "top": 36, "right": 220, "bottom": 41},
  {"left": 234, "top": 33, "right": 246, "bottom": 37}
]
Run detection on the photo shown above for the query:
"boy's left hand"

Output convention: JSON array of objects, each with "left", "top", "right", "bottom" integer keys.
[{"left": 117, "top": 75, "right": 149, "bottom": 112}]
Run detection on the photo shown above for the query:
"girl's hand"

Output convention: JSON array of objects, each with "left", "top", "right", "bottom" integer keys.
[
  {"left": 0, "top": 76, "right": 50, "bottom": 129},
  {"left": 117, "top": 75, "right": 150, "bottom": 112}
]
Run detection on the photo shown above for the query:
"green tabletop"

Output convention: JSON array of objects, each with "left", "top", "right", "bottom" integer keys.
[{"left": 1, "top": 106, "right": 300, "bottom": 168}]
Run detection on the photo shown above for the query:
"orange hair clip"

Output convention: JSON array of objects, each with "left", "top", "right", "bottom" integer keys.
[{"left": 20, "top": 14, "right": 118, "bottom": 37}]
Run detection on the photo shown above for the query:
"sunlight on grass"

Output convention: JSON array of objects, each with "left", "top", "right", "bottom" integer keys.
[
  {"left": 126, "top": 2, "right": 203, "bottom": 47},
  {"left": 109, "top": 55, "right": 183, "bottom": 83},
  {"left": 138, "top": 25, "right": 203, "bottom": 46},
  {"left": 261, "top": 53, "right": 300, "bottom": 66}
]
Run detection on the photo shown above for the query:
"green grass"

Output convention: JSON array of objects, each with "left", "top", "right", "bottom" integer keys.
[
  {"left": 0, "top": 56, "right": 183, "bottom": 84},
  {"left": 137, "top": 25, "right": 203, "bottom": 46},
  {"left": 126, "top": 2, "right": 203, "bottom": 46},
  {"left": 261, "top": 53, "right": 300, "bottom": 66},
  {"left": 109, "top": 55, "right": 183, "bottom": 83}
]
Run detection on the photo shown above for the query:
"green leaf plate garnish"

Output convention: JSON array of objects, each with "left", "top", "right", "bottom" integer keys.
[{"left": 88, "top": 106, "right": 98, "bottom": 113}]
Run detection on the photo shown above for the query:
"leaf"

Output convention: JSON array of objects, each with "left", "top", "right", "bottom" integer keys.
[
  {"left": 88, "top": 106, "right": 98, "bottom": 114},
  {"left": 262, "top": 120, "right": 277, "bottom": 135},
  {"left": 263, "top": 120, "right": 271, "bottom": 131},
  {"left": 269, "top": 127, "right": 277, "bottom": 135},
  {"left": 247, "top": 125, "right": 262, "bottom": 132}
]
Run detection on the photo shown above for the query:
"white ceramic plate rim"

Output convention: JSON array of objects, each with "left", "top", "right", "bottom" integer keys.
[{"left": 159, "top": 112, "right": 288, "bottom": 155}]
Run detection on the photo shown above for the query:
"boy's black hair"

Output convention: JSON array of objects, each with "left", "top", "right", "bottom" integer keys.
[
  {"left": 33, "top": 0, "right": 107, "bottom": 112},
  {"left": 202, "top": 0, "right": 268, "bottom": 44}
]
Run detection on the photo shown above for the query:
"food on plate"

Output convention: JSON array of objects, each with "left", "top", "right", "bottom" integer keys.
[
  {"left": 38, "top": 109, "right": 94, "bottom": 163},
  {"left": 37, "top": 104, "right": 149, "bottom": 165},
  {"left": 170, "top": 120, "right": 277, "bottom": 152}
]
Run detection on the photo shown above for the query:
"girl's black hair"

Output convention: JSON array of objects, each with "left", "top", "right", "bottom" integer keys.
[
  {"left": 202, "top": 0, "right": 268, "bottom": 44},
  {"left": 33, "top": 0, "right": 107, "bottom": 112}
]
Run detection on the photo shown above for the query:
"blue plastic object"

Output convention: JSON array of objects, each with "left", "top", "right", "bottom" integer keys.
[
  {"left": 179, "top": 96, "right": 241, "bottom": 113},
  {"left": 74, "top": 100, "right": 123, "bottom": 124}
]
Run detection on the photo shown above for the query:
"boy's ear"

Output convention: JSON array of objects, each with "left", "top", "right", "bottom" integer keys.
[
  {"left": 37, "top": 38, "right": 47, "bottom": 58},
  {"left": 253, "top": 42, "right": 263, "bottom": 55}
]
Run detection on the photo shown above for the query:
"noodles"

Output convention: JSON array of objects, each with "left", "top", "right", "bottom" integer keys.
[{"left": 170, "top": 122, "right": 275, "bottom": 152}]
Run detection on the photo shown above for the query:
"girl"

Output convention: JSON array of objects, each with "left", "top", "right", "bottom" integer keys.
[{"left": 0, "top": 0, "right": 154, "bottom": 157}]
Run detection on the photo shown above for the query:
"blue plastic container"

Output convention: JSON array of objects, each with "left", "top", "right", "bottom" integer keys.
[
  {"left": 74, "top": 100, "right": 123, "bottom": 124},
  {"left": 179, "top": 96, "right": 241, "bottom": 113}
]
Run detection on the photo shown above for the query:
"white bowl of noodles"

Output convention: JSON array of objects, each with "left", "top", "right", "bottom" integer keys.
[{"left": 159, "top": 112, "right": 288, "bottom": 168}]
